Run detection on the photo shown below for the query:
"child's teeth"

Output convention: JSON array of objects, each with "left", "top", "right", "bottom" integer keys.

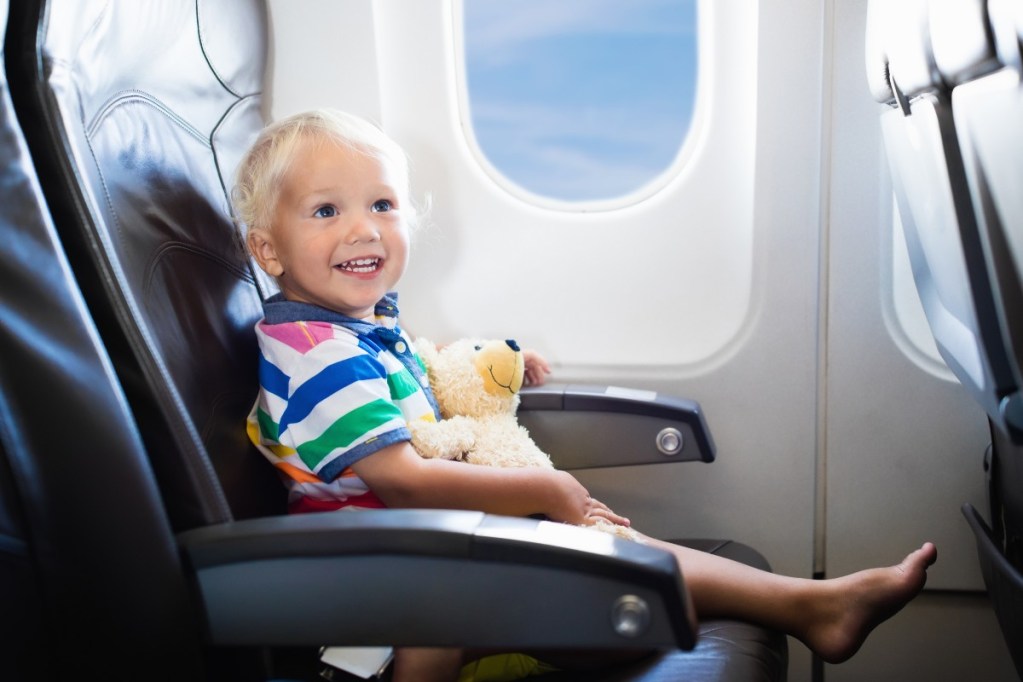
[{"left": 341, "top": 258, "right": 379, "bottom": 272}]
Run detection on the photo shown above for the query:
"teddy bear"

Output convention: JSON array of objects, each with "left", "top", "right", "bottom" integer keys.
[{"left": 409, "top": 337, "right": 639, "bottom": 541}]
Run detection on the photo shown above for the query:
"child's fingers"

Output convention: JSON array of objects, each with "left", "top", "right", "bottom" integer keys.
[
  {"left": 587, "top": 497, "right": 631, "bottom": 527},
  {"left": 523, "top": 349, "right": 552, "bottom": 373},
  {"left": 522, "top": 349, "right": 552, "bottom": 387}
]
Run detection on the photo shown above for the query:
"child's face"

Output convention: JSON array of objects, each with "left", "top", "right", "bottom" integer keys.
[{"left": 252, "top": 137, "right": 410, "bottom": 320}]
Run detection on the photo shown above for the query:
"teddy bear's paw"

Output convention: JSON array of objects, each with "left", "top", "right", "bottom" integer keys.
[
  {"left": 461, "top": 448, "right": 552, "bottom": 469},
  {"left": 408, "top": 420, "right": 475, "bottom": 461},
  {"left": 584, "top": 518, "right": 644, "bottom": 543}
]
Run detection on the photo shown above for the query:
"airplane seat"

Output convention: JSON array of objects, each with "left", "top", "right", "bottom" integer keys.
[
  {"left": 931, "top": 0, "right": 1023, "bottom": 674},
  {"left": 934, "top": 0, "right": 1023, "bottom": 542},
  {"left": 0, "top": 0, "right": 57, "bottom": 674},
  {"left": 0, "top": 0, "right": 210, "bottom": 678},
  {"left": 866, "top": 0, "right": 1023, "bottom": 675},
  {"left": 4, "top": 0, "right": 785, "bottom": 679},
  {"left": 4, "top": 0, "right": 285, "bottom": 533}
]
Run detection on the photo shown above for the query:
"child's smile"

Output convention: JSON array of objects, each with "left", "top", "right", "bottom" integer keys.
[{"left": 337, "top": 257, "right": 382, "bottom": 275}]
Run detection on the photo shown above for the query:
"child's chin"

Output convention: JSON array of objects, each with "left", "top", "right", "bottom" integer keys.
[{"left": 336, "top": 299, "right": 380, "bottom": 319}]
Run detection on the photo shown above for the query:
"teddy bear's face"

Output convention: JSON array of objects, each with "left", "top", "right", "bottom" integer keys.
[
  {"left": 473, "top": 339, "right": 525, "bottom": 397},
  {"left": 424, "top": 338, "right": 525, "bottom": 419}
]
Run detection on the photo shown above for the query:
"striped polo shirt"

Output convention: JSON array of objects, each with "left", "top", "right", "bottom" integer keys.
[{"left": 246, "top": 293, "right": 441, "bottom": 512}]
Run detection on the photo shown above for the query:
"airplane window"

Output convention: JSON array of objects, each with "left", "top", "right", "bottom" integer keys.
[{"left": 458, "top": 0, "right": 698, "bottom": 205}]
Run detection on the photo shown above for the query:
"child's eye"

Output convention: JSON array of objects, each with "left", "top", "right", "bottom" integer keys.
[
  {"left": 371, "top": 199, "right": 393, "bottom": 213},
  {"left": 313, "top": 205, "right": 337, "bottom": 218}
]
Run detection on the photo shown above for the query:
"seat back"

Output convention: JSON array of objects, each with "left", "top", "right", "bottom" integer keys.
[
  {"left": 0, "top": 0, "right": 207, "bottom": 676},
  {"left": 867, "top": 0, "right": 1023, "bottom": 674},
  {"left": 866, "top": 0, "right": 1017, "bottom": 434},
  {"left": 932, "top": 0, "right": 1023, "bottom": 673},
  {"left": 934, "top": 0, "right": 1023, "bottom": 438},
  {"left": 5, "top": 0, "right": 284, "bottom": 533},
  {"left": 934, "top": 0, "right": 1023, "bottom": 540},
  {"left": 0, "top": 0, "right": 52, "bottom": 673},
  {"left": 937, "top": 0, "right": 1023, "bottom": 437}
]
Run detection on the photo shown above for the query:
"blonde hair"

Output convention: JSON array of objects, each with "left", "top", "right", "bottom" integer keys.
[{"left": 232, "top": 109, "right": 416, "bottom": 234}]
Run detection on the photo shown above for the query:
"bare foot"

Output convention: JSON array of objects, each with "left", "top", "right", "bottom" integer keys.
[{"left": 802, "top": 542, "right": 937, "bottom": 663}]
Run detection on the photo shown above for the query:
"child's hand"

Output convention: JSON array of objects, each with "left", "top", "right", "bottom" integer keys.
[
  {"left": 546, "top": 471, "right": 630, "bottom": 528},
  {"left": 583, "top": 497, "right": 631, "bottom": 529},
  {"left": 522, "top": 348, "right": 551, "bottom": 386}
]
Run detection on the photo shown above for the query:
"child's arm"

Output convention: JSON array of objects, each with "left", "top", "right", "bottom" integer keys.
[{"left": 352, "top": 441, "right": 629, "bottom": 527}]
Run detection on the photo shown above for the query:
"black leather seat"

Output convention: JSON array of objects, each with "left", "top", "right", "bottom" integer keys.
[
  {"left": 866, "top": 0, "right": 1023, "bottom": 675},
  {"left": 0, "top": 5, "right": 46, "bottom": 675},
  {"left": 4, "top": 1, "right": 786, "bottom": 679},
  {"left": 0, "top": 0, "right": 208, "bottom": 677}
]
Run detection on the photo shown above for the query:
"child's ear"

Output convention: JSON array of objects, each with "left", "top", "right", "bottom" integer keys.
[{"left": 247, "top": 228, "right": 284, "bottom": 277}]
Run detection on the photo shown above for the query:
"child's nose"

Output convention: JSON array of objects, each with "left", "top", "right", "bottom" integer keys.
[{"left": 343, "top": 214, "right": 381, "bottom": 244}]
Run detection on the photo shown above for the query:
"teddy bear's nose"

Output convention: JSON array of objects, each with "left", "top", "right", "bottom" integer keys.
[{"left": 505, "top": 339, "right": 520, "bottom": 352}]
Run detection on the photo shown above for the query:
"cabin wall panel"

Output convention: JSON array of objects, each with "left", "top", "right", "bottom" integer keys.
[
  {"left": 265, "top": 0, "right": 382, "bottom": 123},
  {"left": 825, "top": 593, "right": 1017, "bottom": 681},
  {"left": 823, "top": 0, "right": 989, "bottom": 592},
  {"left": 371, "top": 0, "right": 821, "bottom": 585}
]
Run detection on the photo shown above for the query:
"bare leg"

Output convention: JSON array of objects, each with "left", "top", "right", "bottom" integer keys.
[
  {"left": 393, "top": 540, "right": 936, "bottom": 675},
  {"left": 392, "top": 648, "right": 463, "bottom": 682},
  {"left": 641, "top": 535, "right": 937, "bottom": 663}
]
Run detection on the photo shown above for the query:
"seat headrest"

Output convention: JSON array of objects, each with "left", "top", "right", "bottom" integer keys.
[
  {"left": 196, "top": 1, "right": 266, "bottom": 95},
  {"left": 43, "top": 2, "right": 265, "bottom": 151},
  {"left": 865, "top": 0, "right": 943, "bottom": 104},
  {"left": 931, "top": 0, "right": 1002, "bottom": 85},
  {"left": 989, "top": 0, "right": 1023, "bottom": 69}
]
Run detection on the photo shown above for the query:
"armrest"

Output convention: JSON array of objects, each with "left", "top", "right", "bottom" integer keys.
[
  {"left": 179, "top": 509, "right": 695, "bottom": 650},
  {"left": 518, "top": 383, "right": 716, "bottom": 469}
]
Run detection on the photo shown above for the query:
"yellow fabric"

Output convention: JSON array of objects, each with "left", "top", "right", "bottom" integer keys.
[{"left": 457, "top": 653, "right": 558, "bottom": 682}]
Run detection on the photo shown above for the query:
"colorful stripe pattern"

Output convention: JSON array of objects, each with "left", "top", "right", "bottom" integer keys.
[{"left": 247, "top": 297, "right": 439, "bottom": 509}]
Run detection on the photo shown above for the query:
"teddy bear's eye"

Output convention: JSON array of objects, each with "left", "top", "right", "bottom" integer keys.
[{"left": 474, "top": 345, "right": 482, "bottom": 351}]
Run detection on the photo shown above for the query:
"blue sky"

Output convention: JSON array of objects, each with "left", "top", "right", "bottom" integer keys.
[{"left": 463, "top": 0, "right": 698, "bottom": 202}]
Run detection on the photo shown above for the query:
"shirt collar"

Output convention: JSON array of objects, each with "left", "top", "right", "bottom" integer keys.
[{"left": 262, "top": 292, "right": 400, "bottom": 334}]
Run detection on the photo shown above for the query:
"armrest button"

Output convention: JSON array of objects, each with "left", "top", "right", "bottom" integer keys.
[
  {"left": 611, "top": 595, "right": 651, "bottom": 638},
  {"left": 656, "top": 428, "right": 684, "bottom": 456}
]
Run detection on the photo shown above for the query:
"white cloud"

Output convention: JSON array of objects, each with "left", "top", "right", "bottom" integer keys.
[
  {"left": 464, "top": 0, "right": 696, "bottom": 68},
  {"left": 469, "top": 99, "right": 685, "bottom": 199},
  {"left": 460, "top": 0, "right": 697, "bottom": 200}
]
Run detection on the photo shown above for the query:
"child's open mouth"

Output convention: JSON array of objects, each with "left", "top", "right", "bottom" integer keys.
[{"left": 337, "top": 257, "right": 381, "bottom": 274}]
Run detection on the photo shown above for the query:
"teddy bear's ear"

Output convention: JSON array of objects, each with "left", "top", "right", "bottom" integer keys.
[{"left": 413, "top": 337, "right": 440, "bottom": 368}]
